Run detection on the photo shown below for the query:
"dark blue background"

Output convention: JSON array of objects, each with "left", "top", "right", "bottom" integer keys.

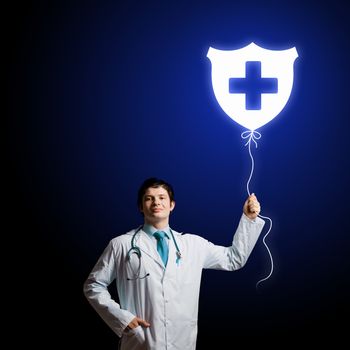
[{"left": 7, "top": 0, "right": 349, "bottom": 346}]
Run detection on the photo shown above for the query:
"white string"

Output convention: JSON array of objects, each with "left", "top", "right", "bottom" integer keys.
[
  {"left": 241, "top": 130, "right": 274, "bottom": 290},
  {"left": 255, "top": 214, "right": 273, "bottom": 289}
]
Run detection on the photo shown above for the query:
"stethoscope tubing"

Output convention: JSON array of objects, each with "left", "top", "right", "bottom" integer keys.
[{"left": 126, "top": 226, "right": 182, "bottom": 280}]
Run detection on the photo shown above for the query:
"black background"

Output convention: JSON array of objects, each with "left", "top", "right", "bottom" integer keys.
[{"left": 6, "top": 0, "right": 350, "bottom": 346}]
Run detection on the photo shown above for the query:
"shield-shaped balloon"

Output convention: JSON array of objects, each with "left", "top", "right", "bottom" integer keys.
[{"left": 207, "top": 42, "right": 298, "bottom": 131}]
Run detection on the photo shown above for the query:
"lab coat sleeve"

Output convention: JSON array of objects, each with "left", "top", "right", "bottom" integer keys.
[
  {"left": 83, "top": 240, "right": 135, "bottom": 337},
  {"left": 203, "top": 213, "right": 265, "bottom": 270}
]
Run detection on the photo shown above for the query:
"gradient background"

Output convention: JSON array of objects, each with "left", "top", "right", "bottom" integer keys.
[{"left": 6, "top": 0, "right": 349, "bottom": 346}]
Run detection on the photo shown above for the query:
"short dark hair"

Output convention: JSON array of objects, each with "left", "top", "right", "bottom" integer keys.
[{"left": 137, "top": 177, "right": 175, "bottom": 209}]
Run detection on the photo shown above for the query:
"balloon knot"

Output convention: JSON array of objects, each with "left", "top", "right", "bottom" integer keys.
[{"left": 241, "top": 130, "right": 261, "bottom": 148}]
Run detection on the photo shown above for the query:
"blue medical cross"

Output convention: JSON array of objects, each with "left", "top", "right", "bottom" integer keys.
[{"left": 229, "top": 61, "right": 278, "bottom": 110}]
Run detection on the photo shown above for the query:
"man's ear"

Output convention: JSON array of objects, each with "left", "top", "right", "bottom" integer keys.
[{"left": 170, "top": 201, "right": 176, "bottom": 211}]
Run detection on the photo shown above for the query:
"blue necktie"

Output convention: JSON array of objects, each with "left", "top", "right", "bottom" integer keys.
[{"left": 153, "top": 231, "right": 169, "bottom": 266}]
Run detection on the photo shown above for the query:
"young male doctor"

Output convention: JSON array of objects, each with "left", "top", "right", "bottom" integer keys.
[{"left": 84, "top": 177, "right": 265, "bottom": 350}]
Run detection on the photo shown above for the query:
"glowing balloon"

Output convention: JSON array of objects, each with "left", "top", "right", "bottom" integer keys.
[{"left": 207, "top": 42, "right": 298, "bottom": 131}]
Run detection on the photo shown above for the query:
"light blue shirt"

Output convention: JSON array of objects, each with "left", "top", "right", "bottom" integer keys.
[{"left": 143, "top": 223, "right": 171, "bottom": 243}]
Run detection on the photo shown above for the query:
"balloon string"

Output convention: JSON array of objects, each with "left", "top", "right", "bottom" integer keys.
[{"left": 241, "top": 130, "right": 274, "bottom": 290}]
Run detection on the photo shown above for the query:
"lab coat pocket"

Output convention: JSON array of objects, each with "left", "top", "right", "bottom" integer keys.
[{"left": 128, "top": 326, "right": 145, "bottom": 344}]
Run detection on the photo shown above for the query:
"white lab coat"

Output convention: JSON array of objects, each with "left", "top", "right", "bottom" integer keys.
[{"left": 84, "top": 214, "right": 264, "bottom": 350}]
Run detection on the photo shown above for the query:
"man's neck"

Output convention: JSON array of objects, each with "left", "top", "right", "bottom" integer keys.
[{"left": 144, "top": 219, "right": 169, "bottom": 230}]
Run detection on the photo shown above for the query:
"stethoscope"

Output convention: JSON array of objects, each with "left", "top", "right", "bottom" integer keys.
[{"left": 126, "top": 225, "right": 182, "bottom": 281}]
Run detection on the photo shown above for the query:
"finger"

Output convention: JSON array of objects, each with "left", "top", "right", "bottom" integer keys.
[
  {"left": 138, "top": 319, "right": 151, "bottom": 327},
  {"left": 248, "top": 201, "right": 258, "bottom": 208},
  {"left": 248, "top": 200, "right": 260, "bottom": 209},
  {"left": 248, "top": 197, "right": 260, "bottom": 204},
  {"left": 248, "top": 195, "right": 258, "bottom": 202},
  {"left": 249, "top": 204, "right": 260, "bottom": 213},
  {"left": 128, "top": 317, "right": 139, "bottom": 329}
]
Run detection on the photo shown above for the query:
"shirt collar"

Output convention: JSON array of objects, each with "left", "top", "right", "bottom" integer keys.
[{"left": 143, "top": 223, "right": 171, "bottom": 239}]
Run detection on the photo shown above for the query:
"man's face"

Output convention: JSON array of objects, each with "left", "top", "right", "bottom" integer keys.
[{"left": 141, "top": 186, "right": 175, "bottom": 226}]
